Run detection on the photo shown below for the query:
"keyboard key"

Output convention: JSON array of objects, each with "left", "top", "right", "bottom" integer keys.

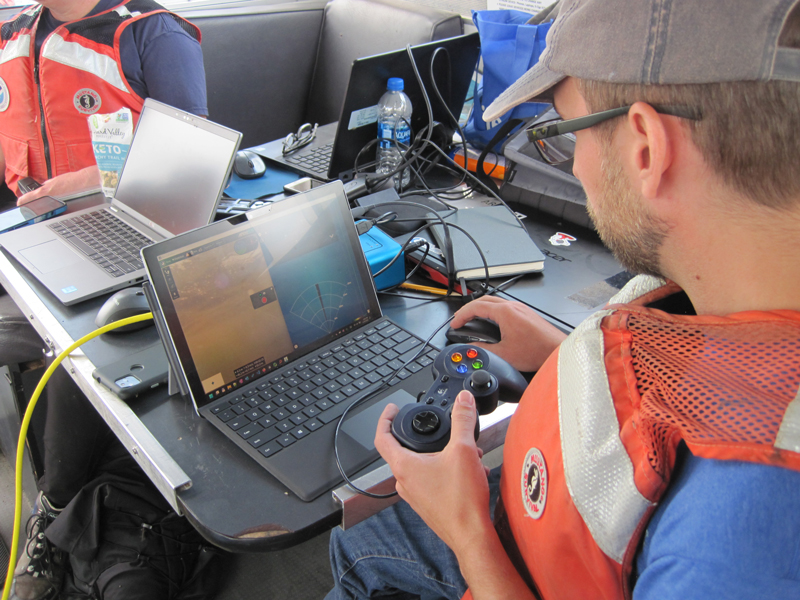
[
  {"left": 380, "top": 324, "right": 400, "bottom": 336},
  {"left": 238, "top": 424, "right": 263, "bottom": 439},
  {"left": 305, "top": 418, "right": 323, "bottom": 431},
  {"left": 328, "top": 391, "right": 347, "bottom": 404},
  {"left": 272, "top": 404, "right": 292, "bottom": 418},
  {"left": 336, "top": 374, "right": 354, "bottom": 386},
  {"left": 299, "top": 394, "right": 317, "bottom": 406},
  {"left": 277, "top": 434, "right": 296, "bottom": 448},
  {"left": 227, "top": 418, "right": 248, "bottom": 431},
  {"left": 303, "top": 405, "right": 321, "bottom": 418},
  {"left": 352, "top": 378, "right": 371, "bottom": 390},
  {"left": 371, "top": 356, "right": 388, "bottom": 367},
  {"left": 394, "top": 338, "right": 422, "bottom": 356},
  {"left": 290, "top": 413, "right": 308, "bottom": 425},
  {"left": 291, "top": 426, "right": 310, "bottom": 440},
  {"left": 259, "top": 442, "right": 282, "bottom": 458},
  {"left": 257, "top": 415, "right": 277, "bottom": 429}
]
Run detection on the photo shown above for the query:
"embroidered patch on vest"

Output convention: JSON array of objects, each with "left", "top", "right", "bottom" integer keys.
[
  {"left": 521, "top": 448, "right": 547, "bottom": 519},
  {"left": 74, "top": 88, "right": 101, "bottom": 114},
  {"left": 0, "top": 77, "right": 9, "bottom": 112}
]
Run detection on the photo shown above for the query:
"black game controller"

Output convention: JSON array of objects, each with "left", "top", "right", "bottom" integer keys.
[{"left": 391, "top": 344, "right": 527, "bottom": 453}]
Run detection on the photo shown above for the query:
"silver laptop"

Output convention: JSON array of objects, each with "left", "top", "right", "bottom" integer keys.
[
  {"left": 0, "top": 98, "right": 242, "bottom": 305},
  {"left": 142, "top": 181, "right": 439, "bottom": 501}
]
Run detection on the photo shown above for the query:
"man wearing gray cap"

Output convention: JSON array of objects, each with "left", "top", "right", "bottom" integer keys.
[{"left": 326, "top": 1, "right": 800, "bottom": 599}]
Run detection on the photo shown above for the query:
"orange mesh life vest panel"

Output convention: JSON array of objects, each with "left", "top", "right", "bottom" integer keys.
[{"left": 490, "top": 275, "right": 800, "bottom": 600}]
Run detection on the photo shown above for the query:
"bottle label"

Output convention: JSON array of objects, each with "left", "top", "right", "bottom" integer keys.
[
  {"left": 378, "top": 121, "right": 411, "bottom": 149},
  {"left": 378, "top": 122, "right": 394, "bottom": 149},
  {"left": 395, "top": 122, "right": 411, "bottom": 146}
]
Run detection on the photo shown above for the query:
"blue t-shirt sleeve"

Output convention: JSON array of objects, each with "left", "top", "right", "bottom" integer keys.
[
  {"left": 633, "top": 449, "right": 800, "bottom": 600},
  {"left": 119, "top": 13, "right": 208, "bottom": 117}
]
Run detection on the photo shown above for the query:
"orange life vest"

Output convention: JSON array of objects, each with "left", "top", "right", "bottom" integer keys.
[
  {"left": 0, "top": 0, "right": 200, "bottom": 194},
  {"left": 466, "top": 275, "right": 800, "bottom": 600}
]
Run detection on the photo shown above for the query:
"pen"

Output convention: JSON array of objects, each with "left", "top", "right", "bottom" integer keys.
[{"left": 399, "top": 282, "right": 459, "bottom": 296}]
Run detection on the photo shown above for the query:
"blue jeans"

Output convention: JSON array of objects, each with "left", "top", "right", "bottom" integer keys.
[{"left": 326, "top": 467, "right": 502, "bottom": 600}]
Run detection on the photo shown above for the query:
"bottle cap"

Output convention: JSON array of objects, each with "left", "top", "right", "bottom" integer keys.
[{"left": 387, "top": 77, "right": 404, "bottom": 91}]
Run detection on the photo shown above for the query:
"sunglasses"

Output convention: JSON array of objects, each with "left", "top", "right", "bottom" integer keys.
[{"left": 526, "top": 104, "right": 702, "bottom": 165}]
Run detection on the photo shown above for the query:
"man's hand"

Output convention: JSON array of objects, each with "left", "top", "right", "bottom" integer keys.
[
  {"left": 17, "top": 166, "right": 100, "bottom": 205},
  {"left": 375, "top": 392, "right": 493, "bottom": 555},
  {"left": 450, "top": 296, "right": 567, "bottom": 373}
]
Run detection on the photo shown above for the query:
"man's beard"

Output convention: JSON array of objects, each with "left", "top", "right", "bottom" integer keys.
[{"left": 587, "top": 146, "right": 669, "bottom": 277}]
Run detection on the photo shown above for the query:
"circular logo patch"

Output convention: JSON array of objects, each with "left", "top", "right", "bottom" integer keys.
[
  {"left": 74, "top": 88, "right": 101, "bottom": 114},
  {"left": 521, "top": 448, "right": 548, "bottom": 519},
  {"left": 0, "top": 77, "right": 9, "bottom": 112}
]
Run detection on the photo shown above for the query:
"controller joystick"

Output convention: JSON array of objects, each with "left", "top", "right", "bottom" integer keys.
[{"left": 391, "top": 344, "right": 527, "bottom": 453}]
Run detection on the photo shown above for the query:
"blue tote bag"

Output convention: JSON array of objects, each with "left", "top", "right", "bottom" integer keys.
[{"left": 465, "top": 10, "right": 553, "bottom": 149}]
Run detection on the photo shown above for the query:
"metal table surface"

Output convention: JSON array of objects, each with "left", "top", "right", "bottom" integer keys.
[{"left": 0, "top": 194, "right": 621, "bottom": 552}]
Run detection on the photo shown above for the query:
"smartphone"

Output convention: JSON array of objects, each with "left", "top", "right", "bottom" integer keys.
[
  {"left": 0, "top": 196, "right": 67, "bottom": 233},
  {"left": 17, "top": 176, "right": 42, "bottom": 195},
  {"left": 92, "top": 343, "right": 169, "bottom": 401}
]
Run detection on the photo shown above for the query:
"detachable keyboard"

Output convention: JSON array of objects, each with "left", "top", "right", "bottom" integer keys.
[
  {"left": 48, "top": 210, "right": 152, "bottom": 277},
  {"left": 207, "top": 319, "right": 436, "bottom": 460}
]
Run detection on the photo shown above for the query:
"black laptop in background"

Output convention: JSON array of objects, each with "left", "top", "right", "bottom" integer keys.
[{"left": 253, "top": 32, "right": 480, "bottom": 182}]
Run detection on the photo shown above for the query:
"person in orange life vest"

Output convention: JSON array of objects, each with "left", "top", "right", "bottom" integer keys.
[
  {"left": 2, "top": 2, "right": 207, "bottom": 600},
  {"left": 326, "top": 1, "right": 800, "bottom": 599},
  {"left": 0, "top": 0, "right": 206, "bottom": 205}
]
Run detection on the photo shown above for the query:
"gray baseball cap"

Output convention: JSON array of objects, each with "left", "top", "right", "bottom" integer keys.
[{"left": 484, "top": 0, "right": 800, "bottom": 122}]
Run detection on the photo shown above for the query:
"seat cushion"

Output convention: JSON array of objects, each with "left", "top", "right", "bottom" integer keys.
[
  {"left": 0, "top": 293, "right": 45, "bottom": 366},
  {"left": 305, "top": 0, "right": 463, "bottom": 126}
]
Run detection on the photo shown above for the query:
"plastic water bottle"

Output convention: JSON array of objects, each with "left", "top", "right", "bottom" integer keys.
[{"left": 376, "top": 77, "right": 413, "bottom": 189}]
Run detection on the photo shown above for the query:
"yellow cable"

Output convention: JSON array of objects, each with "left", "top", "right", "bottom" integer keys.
[{"left": 2, "top": 312, "right": 154, "bottom": 600}]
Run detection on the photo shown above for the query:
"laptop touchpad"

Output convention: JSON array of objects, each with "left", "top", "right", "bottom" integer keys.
[
  {"left": 20, "top": 240, "right": 83, "bottom": 273},
  {"left": 340, "top": 389, "right": 418, "bottom": 451}
]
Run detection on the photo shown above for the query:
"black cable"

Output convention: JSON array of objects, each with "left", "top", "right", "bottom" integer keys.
[{"left": 333, "top": 314, "right": 455, "bottom": 499}]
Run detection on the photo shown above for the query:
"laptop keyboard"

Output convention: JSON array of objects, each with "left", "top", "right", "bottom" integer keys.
[
  {"left": 48, "top": 210, "right": 153, "bottom": 278},
  {"left": 284, "top": 142, "right": 333, "bottom": 174},
  {"left": 208, "top": 319, "right": 436, "bottom": 459}
]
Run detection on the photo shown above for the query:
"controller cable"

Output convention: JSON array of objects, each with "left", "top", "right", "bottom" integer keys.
[
  {"left": 332, "top": 313, "right": 456, "bottom": 500},
  {"left": 1, "top": 313, "right": 154, "bottom": 600}
]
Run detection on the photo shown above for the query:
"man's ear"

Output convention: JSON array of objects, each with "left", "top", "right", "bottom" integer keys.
[{"left": 623, "top": 102, "right": 673, "bottom": 200}]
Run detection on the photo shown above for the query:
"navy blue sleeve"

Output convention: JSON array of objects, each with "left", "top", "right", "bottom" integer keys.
[
  {"left": 633, "top": 449, "right": 800, "bottom": 600},
  {"left": 118, "top": 13, "right": 208, "bottom": 117}
]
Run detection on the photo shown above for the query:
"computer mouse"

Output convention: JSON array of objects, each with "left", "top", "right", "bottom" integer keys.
[
  {"left": 233, "top": 150, "right": 266, "bottom": 179},
  {"left": 446, "top": 317, "right": 501, "bottom": 345},
  {"left": 95, "top": 287, "right": 153, "bottom": 333}
]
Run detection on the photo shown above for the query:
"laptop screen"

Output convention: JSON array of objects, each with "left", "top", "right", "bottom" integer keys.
[
  {"left": 143, "top": 182, "right": 383, "bottom": 408},
  {"left": 114, "top": 100, "right": 241, "bottom": 235}
]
